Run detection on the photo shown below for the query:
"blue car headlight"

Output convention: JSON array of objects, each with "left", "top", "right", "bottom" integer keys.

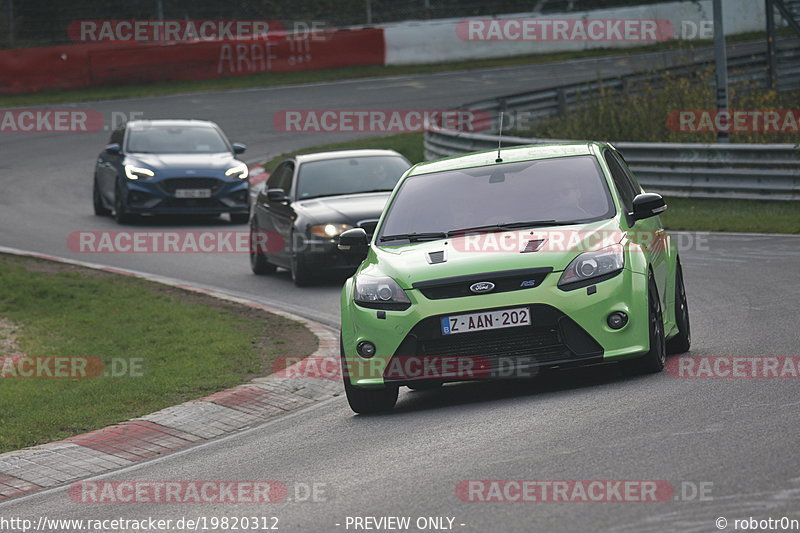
[
  {"left": 558, "top": 244, "right": 624, "bottom": 290},
  {"left": 124, "top": 165, "right": 155, "bottom": 180},
  {"left": 225, "top": 162, "right": 249, "bottom": 179}
]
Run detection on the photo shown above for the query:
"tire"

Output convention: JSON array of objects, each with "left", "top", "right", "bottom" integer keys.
[
  {"left": 250, "top": 220, "right": 276, "bottom": 275},
  {"left": 93, "top": 178, "right": 111, "bottom": 216},
  {"left": 666, "top": 262, "right": 691, "bottom": 354},
  {"left": 341, "top": 336, "right": 398, "bottom": 414},
  {"left": 114, "top": 184, "right": 135, "bottom": 225},
  {"left": 624, "top": 271, "right": 666, "bottom": 374},
  {"left": 291, "top": 251, "right": 314, "bottom": 287},
  {"left": 230, "top": 213, "right": 249, "bottom": 224}
]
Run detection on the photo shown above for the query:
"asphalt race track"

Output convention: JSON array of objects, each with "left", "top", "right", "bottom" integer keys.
[{"left": 1, "top": 44, "right": 799, "bottom": 532}]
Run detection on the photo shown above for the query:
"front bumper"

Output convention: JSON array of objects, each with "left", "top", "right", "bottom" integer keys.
[
  {"left": 341, "top": 267, "right": 650, "bottom": 388},
  {"left": 121, "top": 176, "right": 249, "bottom": 216}
]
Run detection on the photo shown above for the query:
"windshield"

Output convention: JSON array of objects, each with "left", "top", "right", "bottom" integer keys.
[
  {"left": 126, "top": 125, "right": 230, "bottom": 154},
  {"left": 379, "top": 155, "right": 614, "bottom": 242},
  {"left": 296, "top": 156, "right": 411, "bottom": 200}
]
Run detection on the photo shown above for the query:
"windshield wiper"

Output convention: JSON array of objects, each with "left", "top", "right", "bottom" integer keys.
[
  {"left": 379, "top": 232, "right": 448, "bottom": 243},
  {"left": 447, "top": 220, "right": 579, "bottom": 235}
]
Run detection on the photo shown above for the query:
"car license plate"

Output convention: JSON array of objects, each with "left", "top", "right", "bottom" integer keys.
[
  {"left": 441, "top": 307, "right": 531, "bottom": 335},
  {"left": 175, "top": 189, "right": 211, "bottom": 199}
]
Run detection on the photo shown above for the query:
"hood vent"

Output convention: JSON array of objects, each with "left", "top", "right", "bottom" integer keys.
[
  {"left": 427, "top": 250, "right": 447, "bottom": 264},
  {"left": 521, "top": 239, "right": 545, "bottom": 253}
]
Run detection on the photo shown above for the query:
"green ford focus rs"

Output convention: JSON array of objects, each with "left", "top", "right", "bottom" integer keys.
[{"left": 338, "top": 142, "right": 691, "bottom": 414}]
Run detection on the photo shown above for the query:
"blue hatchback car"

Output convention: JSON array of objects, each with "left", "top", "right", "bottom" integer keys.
[{"left": 93, "top": 119, "right": 250, "bottom": 224}]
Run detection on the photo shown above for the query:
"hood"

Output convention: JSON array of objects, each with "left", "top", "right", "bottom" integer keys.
[
  {"left": 126, "top": 152, "right": 237, "bottom": 172},
  {"left": 371, "top": 218, "right": 624, "bottom": 288},
  {"left": 295, "top": 193, "right": 391, "bottom": 225}
]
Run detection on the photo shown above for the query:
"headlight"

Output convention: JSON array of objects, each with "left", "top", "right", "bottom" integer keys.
[
  {"left": 124, "top": 165, "right": 154, "bottom": 180},
  {"left": 310, "top": 223, "right": 353, "bottom": 238},
  {"left": 225, "top": 162, "right": 249, "bottom": 179},
  {"left": 354, "top": 275, "right": 411, "bottom": 310},
  {"left": 558, "top": 244, "right": 624, "bottom": 290}
]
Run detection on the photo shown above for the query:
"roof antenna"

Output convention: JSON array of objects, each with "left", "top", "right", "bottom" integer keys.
[{"left": 495, "top": 111, "right": 504, "bottom": 163}]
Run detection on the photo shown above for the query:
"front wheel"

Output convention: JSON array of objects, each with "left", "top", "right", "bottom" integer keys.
[
  {"left": 250, "top": 220, "right": 276, "bottom": 275},
  {"left": 341, "top": 336, "right": 398, "bottom": 414},
  {"left": 291, "top": 253, "right": 314, "bottom": 287},
  {"left": 666, "top": 262, "right": 691, "bottom": 354},
  {"left": 93, "top": 178, "right": 111, "bottom": 216},
  {"left": 114, "top": 184, "right": 135, "bottom": 225},
  {"left": 624, "top": 271, "right": 666, "bottom": 374}
]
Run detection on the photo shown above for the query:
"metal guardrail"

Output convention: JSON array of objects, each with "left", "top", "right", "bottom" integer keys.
[{"left": 424, "top": 41, "right": 800, "bottom": 201}]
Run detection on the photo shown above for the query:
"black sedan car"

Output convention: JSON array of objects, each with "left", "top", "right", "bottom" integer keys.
[
  {"left": 249, "top": 149, "right": 412, "bottom": 286},
  {"left": 93, "top": 119, "right": 250, "bottom": 224}
]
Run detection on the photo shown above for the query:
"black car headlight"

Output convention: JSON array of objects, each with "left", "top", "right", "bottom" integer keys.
[
  {"left": 558, "top": 244, "right": 624, "bottom": 290},
  {"left": 124, "top": 165, "right": 155, "bottom": 180},
  {"left": 310, "top": 223, "right": 353, "bottom": 239},
  {"left": 354, "top": 275, "right": 411, "bottom": 310}
]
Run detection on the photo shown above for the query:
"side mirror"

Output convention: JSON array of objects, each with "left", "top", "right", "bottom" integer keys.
[
  {"left": 105, "top": 143, "right": 121, "bottom": 156},
  {"left": 266, "top": 188, "right": 290, "bottom": 204},
  {"left": 338, "top": 228, "right": 369, "bottom": 255},
  {"left": 632, "top": 193, "right": 667, "bottom": 221},
  {"left": 232, "top": 143, "right": 247, "bottom": 155}
]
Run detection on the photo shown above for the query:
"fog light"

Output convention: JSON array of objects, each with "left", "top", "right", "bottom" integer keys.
[
  {"left": 357, "top": 341, "right": 376, "bottom": 358},
  {"left": 129, "top": 192, "right": 149, "bottom": 204},
  {"left": 607, "top": 312, "right": 628, "bottom": 330}
]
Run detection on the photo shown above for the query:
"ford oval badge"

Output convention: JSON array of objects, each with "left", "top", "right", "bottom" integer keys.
[{"left": 470, "top": 281, "right": 495, "bottom": 294}]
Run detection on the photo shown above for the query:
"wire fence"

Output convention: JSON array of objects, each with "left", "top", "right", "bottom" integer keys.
[{"left": 0, "top": 0, "right": 670, "bottom": 48}]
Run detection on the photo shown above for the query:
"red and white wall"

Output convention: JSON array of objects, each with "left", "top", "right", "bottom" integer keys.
[{"left": 0, "top": 0, "right": 767, "bottom": 95}]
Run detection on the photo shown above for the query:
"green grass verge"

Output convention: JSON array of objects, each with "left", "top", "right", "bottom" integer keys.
[
  {"left": 660, "top": 196, "right": 800, "bottom": 234},
  {"left": 265, "top": 133, "right": 799, "bottom": 234},
  {"left": 0, "top": 254, "right": 317, "bottom": 453},
  {"left": 0, "top": 38, "right": 754, "bottom": 107}
]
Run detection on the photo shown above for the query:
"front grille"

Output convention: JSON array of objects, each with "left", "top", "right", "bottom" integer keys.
[
  {"left": 421, "top": 325, "right": 567, "bottom": 362},
  {"left": 384, "top": 304, "right": 603, "bottom": 382},
  {"left": 160, "top": 178, "right": 224, "bottom": 195},
  {"left": 413, "top": 267, "right": 553, "bottom": 300}
]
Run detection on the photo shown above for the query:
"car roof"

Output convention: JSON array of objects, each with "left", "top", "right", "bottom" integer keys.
[
  {"left": 293, "top": 149, "right": 406, "bottom": 164},
  {"left": 126, "top": 119, "right": 219, "bottom": 129},
  {"left": 408, "top": 142, "right": 607, "bottom": 176}
]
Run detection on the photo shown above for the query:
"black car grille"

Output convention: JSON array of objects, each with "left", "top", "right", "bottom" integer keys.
[
  {"left": 413, "top": 267, "right": 553, "bottom": 300},
  {"left": 384, "top": 304, "right": 603, "bottom": 382},
  {"left": 160, "top": 178, "right": 224, "bottom": 195}
]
